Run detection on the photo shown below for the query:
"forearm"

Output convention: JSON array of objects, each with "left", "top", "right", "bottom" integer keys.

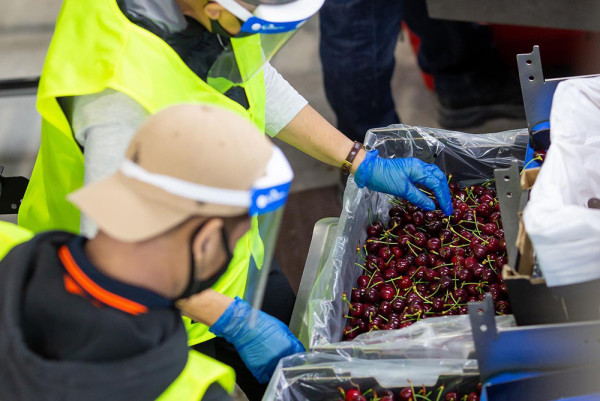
[
  {"left": 276, "top": 104, "right": 365, "bottom": 174},
  {"left": 175, "top": 289, "right": 234, "bottom": 326}
]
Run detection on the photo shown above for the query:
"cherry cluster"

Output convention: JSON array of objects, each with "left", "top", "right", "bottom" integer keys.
[
  {"left": 339, "top": 382, "right": 482, "bottom": 401},
  {"left": 342, "top": 179, "right": 511, "bottom": 340}
]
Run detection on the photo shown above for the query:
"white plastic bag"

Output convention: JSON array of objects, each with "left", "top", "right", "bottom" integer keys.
[
  {"left": 523, "top": 77, "right": 600, "bottom": 287},
  {"left": 300, "top": 125, "right": 527, "bottom": 348},
  {"left": 263, "top": 353, "right": 479, "bottom": 401}
]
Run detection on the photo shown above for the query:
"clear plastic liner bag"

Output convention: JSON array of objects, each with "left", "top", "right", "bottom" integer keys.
[
  {"left": 313, "top": 314, "right": 515, "bottom": 360},
  {"left": 263, "top": 352, "right": 479, "bottom": 401},
  {"left": 523, "top": 77, "right": 600, "bottom": 287},
  {"left": 299, "top": 125, "right": 527, "bottom": 348}
]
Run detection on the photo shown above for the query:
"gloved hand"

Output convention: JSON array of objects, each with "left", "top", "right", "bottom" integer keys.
[
  {"left": 355, "top": 149, "right": 453, "bottom": 215},
  {"left": 209, "top": 297, "right": 305, "bottom": 383}
]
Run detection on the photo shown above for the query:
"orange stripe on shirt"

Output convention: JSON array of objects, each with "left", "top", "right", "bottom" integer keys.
[
  {"left": 63, "top": 274, "right": 85, "bottom": 296},
  {"left": 58, "top": 245, "right": 148, "bottom": 315}
]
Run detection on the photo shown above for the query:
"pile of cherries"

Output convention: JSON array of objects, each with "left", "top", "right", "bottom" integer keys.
[
  {"left": 342, "top": 178, "right": 511, "bottom": 340},
  {"left": 339, "top": 382, "right": 482, "bottom": 401}
]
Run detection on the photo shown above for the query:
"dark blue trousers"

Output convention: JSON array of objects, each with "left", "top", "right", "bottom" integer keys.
[{"left": 319, "top": 0, "right": 508, "bottom": 140}]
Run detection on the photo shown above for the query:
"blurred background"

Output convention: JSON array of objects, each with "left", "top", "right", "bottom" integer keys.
[{"left": 2, "top": 0, "right": 598, "bottom": 292}]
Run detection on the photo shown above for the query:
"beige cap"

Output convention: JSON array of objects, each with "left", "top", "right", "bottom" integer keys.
[{"left": 69, "top": 103, "right": 274, "bottom": 242}]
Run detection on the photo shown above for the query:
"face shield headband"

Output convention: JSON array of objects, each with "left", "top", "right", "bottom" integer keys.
[
  {"left": 118, "top": 146, "right": 294, "bottom": 217},
  {"left": 212, "top": 0, "right": 310, "bottom": 36}
]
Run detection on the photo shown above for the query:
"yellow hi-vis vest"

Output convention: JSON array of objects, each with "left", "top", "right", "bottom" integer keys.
[
  {"left": 158, "top": 350, "right": 235, "bottom": 400},
  {"left": 0, "top": 222, "right": 33, "bottom": 260},
  {"left": 18, "top": 0, "right": 266, "bottom": 347}
]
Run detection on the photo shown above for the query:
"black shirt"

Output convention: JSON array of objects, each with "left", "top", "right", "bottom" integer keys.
[{"left": 21, "top": 236, "right": 181, "bottom": 362}]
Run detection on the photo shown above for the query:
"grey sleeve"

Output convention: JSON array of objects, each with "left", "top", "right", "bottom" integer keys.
[
  {"left": 64, "top": 89, "right": 149, "bottom": 237},
  {"left": 263, "top": 63, "right": 308, "bottom": 137}
]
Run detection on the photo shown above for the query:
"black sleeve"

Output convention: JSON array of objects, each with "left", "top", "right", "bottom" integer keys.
[{"left": 201, "top": 383, "right": 233, "bottom": 401}]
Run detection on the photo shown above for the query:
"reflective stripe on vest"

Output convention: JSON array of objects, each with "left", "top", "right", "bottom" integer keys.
[
  {"left": 18, "top": 0, "right": 266, "bottom": 346},
  {"left": 157, "top": 350, "right": 235, "bottom": 400}
]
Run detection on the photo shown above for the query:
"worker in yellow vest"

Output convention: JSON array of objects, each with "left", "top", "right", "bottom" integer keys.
[
  {"left": 17, "top": 0, "right": 453, "bottom": 397},
  {"left": 0, "top": 104, "right": 302, "bottom": 401}
]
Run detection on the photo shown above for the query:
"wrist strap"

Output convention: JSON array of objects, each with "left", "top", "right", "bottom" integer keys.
[{"left": 341, "top": 141, "right": 364, "bottom": 175}]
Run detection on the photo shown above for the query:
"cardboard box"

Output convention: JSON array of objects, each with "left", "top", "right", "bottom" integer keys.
[{"left": 503, "top": 167, "right": 585, "bottom": 325}]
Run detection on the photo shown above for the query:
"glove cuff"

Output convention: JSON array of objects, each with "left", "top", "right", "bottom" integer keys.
[
  {"left": 209, "top": 296, "right": 246, "bottom": 338},
  {"left": 354, "top": 149, "right": 379, "bottom": 188}
]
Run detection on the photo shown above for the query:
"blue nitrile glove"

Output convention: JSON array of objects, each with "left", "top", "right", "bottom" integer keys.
[
  {"left": 355, "top": 149, "right": 453, "bottom": 215},
  {"left": 209, "top": 297, "right": 305, "bottom": 383}
]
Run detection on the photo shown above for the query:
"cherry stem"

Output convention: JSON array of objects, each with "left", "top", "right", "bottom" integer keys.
[
  {"left": 521, "top": 155, "right": 543, "bottom": 174},
  {"left": 449, "top": 227, "right": 470, "bottom": 242},
  {"left": 444, "top": 218, "right": 451, "bottom": 230},
  {"left": 378, "top": 314, "right": 389, "bottom": 322},
  {"left": 429, "top": 283, "right": 442, "bottom": 298},
  {"left": 408, "top": 380, "right": 417, "bottom": 401},
  {"left": 355, "top": 262, "right": 372, "bottom": 274},
  {"left": 356, "top": 248, "right": 367, "bottom": 262},
  {"left": 341, "top": 292, "right": 352, "bottom": 308},
  {"left": 368, "top": 239, "right": 394, "bottom": 245},
  {"left": 457, "top": 223, "right": 483, "bottom": 240},
  {"left": 407, "top": 242, "right": 419, "bottom": 257},
  {"left": 449, "top": 292, "right": 458, "bottom": 305},
  {"left": 391, "top": 286, "right": 401, "bottom": 301},
  {"left": 435, "top": 385, "right": 445, "bottom": 401},
  {"left": 419, "top": 188, "right": 433, "bottom": 196},
  {"left": 368, "top": 275, "right": 383, "bottom": 289},
  {"left": 403, "top": 229, "right": 418, "bottom": 240},
  {"left": 412, "top": 285, "right": 433, "bottom": 304},
  {"left": 444, "top": 239, "right": 459, "bottom": 247},
  {"left": 408, "top": 241, "right": 423, "bottom": 251},
  {"left": 473, "top": 211, "right": 482, "bottom": 236}
]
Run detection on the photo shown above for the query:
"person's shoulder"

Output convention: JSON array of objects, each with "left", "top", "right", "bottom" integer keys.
[
  {"left": 3, "top": 231, "right": 77, "bottom": 261},
  {"left": 201, "top": 382, "right": 234, "bottom": 401}
]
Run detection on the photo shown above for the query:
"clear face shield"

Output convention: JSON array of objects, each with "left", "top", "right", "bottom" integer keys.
[
  {"left": 117, "top": 142, "right": 292, "bottom": 316},
  {"left": 207, "top": 0, "right": 323, "bottom": 87},
  {"left": 242, "top": 146, "right": 293, "bottom": 319}
]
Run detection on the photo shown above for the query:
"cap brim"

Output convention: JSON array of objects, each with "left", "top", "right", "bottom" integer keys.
[
  {"left": 68, "top": 174, "right": 192, "bottom": 242},
  {"left": 254, "top": 0, "right": 324, "bottom": 23}
]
